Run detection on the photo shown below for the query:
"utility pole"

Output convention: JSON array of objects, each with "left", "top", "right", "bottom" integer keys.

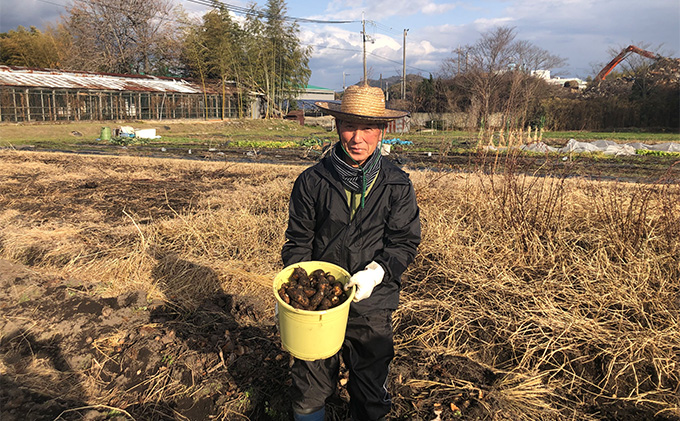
[
  {"left": 402, "top": 28, "right": 408, "bottom": 100},
  {"left": 343, "top": 72, "right": 350, "bottom": 90},
  {"left": 362, "top": 13, "right": 367, "bottom": 84}
]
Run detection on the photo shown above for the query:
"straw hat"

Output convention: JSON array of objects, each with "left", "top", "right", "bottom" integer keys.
[{"left": 315, "top": 84, "right": 408, "bottom": 123}]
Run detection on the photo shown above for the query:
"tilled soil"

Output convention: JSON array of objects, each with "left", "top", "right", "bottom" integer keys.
[
  {"left": 0, "top": 258, "right": 292, "bottom": 420},
  {"left": 11, "top": 143, "right": 680, "bottom": 183}
]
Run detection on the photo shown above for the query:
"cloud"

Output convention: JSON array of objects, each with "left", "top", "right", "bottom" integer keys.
[
  {"left": 302, "top": 22, "right": 408, "bottom": 89},
  {"left": 4, "top": 0, "right": 677, "bottom": 90},
  {"left": 421, "top": 2, "right": 458, "bottom": 15},
  {"left": 414, "top": 40, "right": 434, "bottom": 55},
  {"left": 323, "top": 0, "right": 458, "bottom": 19},
  {"left": 0, "top": 0, "right": 64, "bottom": 32},
  {"left": 471, "top": 17, "right": 516, "bottom": 31}
]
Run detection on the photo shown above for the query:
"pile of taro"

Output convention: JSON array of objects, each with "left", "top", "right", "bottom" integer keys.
[{"left": 277, "top": 267, "right": 348, "bottom": 311}]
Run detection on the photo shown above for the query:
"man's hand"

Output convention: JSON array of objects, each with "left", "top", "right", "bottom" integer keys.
[{"left": 345, "top": 261, "right": 385, "bottom": 302}]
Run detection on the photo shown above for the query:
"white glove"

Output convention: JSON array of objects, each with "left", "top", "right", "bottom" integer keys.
[{"left": 345, "top": 261, "right": 385, "bottom": 302}]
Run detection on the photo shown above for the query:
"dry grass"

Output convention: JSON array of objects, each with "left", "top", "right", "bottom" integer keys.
[
  {"left": 0, "top": 151, "right": 298, "bottom": 306},
  {"left": 0, "top": 149, "right": 678, "bottom": 420},
  {"left": 398, "top": 159, "right": 680, "bottom": 419}
]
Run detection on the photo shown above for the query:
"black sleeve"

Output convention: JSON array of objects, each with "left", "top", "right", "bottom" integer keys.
[
  {"left": 374, "top": 180, "right": 421, "bottom": 284},
  {"left": 281, "top": 171, "right": 317, "bottom": 267}
]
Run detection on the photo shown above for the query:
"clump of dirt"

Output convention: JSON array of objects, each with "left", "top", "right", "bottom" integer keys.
[{"left": 390, "top": 351, "right": 497, "bottom": 420}]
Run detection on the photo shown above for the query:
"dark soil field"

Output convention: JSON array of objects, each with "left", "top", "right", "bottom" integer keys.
[
  {"left": 1, "top": 258, "right": 288, "bottom": 420},
  {"left": 10, "top": 140, "right": 680, "bottom": 183}
]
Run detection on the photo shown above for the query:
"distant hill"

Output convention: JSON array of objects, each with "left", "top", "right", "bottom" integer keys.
[{"left": 348, "top": 74, "right": 425, "bottom": 90}]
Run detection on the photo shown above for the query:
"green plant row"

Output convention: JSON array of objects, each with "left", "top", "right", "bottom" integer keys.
[
  {"left": 636, "top": 149, "right": 680, "bottom": 157},
  {"left": 108, "top": 136, "right": 150, "bottom": 146},
  {"left": 299, "top": 137, "right": 326, "bottom": 147},
  {"left": 228, "top": 140, "right": 299, "bottom": 148}
]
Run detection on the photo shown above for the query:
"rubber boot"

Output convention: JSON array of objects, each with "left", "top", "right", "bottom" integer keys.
[{"left": 293, "top": 407, "right": 325, "bottom": 421}]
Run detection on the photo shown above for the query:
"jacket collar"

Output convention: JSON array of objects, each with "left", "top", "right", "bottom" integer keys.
[
  {"left": 312, "top": 156, "right": 410, "bottom": 202},
  {"left": 315, "top": 152, "right": 411, "bottom": 191}
]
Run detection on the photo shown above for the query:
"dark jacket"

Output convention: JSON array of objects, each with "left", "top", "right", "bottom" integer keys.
[{"left": 282, "top": 153, "right": 421, "bottom": 314}]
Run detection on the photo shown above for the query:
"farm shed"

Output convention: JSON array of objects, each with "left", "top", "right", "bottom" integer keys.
[
  {"left": 298, "top": 85, "right": 335, "bottom": 102},
  {"left": 0, "top": 65, "right": 249, "bottom": 122}
]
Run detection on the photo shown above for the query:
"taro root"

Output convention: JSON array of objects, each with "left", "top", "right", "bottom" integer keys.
[
  {"left": 291, "top": 267, "right": 307, "bottom": 282},
  {"left": 290, "top": 300, "right": 306, "bottom": 310},
  {"left": 330, "top": 283, "right": 343, "bottom": 298},
  {"left": 309, "top": 288, "right": 325, "bottom": 309},
  {"left": 278, "top": 266, "right": 349, "bottom": 311},
  {"left": 317, "top": 298, "right": 332, "bottom": 311},
  {"left": 298, "top": 275, "right": 311, "bottom": 288},
  {"left": 288, "top": 285, "right": 310, "bottom": 307},
  {"left": 278, "top": 287, "right": 290, "bottom": 304}
]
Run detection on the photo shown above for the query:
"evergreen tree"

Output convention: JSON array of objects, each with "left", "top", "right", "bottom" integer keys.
[
  {"left": 181, "top": 0, "right": 311, "bottom": 119},
  {"left": 260, "top": 0, "right": 312, "bottom": 117},
  {"left": 0, "top": 25, "right": 66, "bottom": 68}
]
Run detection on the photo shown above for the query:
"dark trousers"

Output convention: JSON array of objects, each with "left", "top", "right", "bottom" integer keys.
[{"left": 291, "top": 309, "right": 394, "bottom": 420}]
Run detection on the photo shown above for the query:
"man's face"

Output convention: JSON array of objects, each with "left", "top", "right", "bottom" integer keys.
[{"left": 337, "top": 120, "right": 383, "bottom": 167}]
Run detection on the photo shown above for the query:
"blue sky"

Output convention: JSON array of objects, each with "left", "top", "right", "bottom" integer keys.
[{"left": 2, "top": 0, "right": 679, "bottom": 91}]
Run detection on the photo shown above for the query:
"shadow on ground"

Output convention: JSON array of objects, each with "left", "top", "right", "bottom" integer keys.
[{"left": 0, "top": 256, "right": 305, "bottom": 420}]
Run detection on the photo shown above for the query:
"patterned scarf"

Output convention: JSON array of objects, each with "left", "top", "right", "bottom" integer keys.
[{"left": 330, "top": 142, "right": 382, "bottom": 208}]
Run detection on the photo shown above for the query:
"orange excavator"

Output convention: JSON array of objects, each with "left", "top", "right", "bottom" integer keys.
[{"left": 595, "top": 45, "right": 659, "bottom": 81}]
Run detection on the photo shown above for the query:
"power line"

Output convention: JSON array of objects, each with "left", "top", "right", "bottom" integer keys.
[
  {"left": 305, "top": 43, "right": 431, "bottom": 73},
  {"left": 36, "top": 0, "right": 431, "bottom": 74},
  {"left": 36, "top": 0, "right": 187, "bottom": 25},
  {"left": 36, "top": 0, "right": 69, "bottom": 9},
  {"left": 37, "top": 0, "right": 357, "bottom": 26},
  {"left": 368, "top": 21, "right": 401, "bottom": 37},
  {"left": 183, "top": 0, "right": 357, "bottom": 24}
]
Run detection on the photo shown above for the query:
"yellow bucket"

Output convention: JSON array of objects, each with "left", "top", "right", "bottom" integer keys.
[{"left": 273, "top": 261, "right": 355, "bottom": 361}]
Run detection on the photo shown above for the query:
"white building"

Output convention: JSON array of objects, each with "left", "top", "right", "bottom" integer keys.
[
  {"left": 532, "top": 70, "right": 587, "bottom": 90},
  {"left": 298, "top": 85, "right": 335, "bottom": 101}
]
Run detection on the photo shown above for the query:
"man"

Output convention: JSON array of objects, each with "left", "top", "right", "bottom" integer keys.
[{"left": 282, "top": 84, "right": 421, "bottom": 421}]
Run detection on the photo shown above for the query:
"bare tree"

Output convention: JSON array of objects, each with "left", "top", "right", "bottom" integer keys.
[
  {"left": 457, "top": 26, "right": 516, "bottom": 128},
  {"left": 502, "top": 40, "right": 565, "bottom": 129},
  {"left": 448, "top": 26, "right": 565, "bottom": 130},
  {"left": 62, "top": 0, "right": 181, "bottom": 75}
]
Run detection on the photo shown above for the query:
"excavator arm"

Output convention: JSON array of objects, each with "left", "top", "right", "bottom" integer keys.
[{"left": 595, "top": 45, "right": 658, "bottom": 81}]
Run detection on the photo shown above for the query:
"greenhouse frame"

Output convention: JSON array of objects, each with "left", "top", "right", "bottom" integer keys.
[{"left": 0, "top": 65, "right": 251, "bottom": 122}]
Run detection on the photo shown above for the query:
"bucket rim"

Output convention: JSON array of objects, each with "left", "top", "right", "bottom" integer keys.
[{"left": 273, "top": 260, "right": 355, "bottom": 314}]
